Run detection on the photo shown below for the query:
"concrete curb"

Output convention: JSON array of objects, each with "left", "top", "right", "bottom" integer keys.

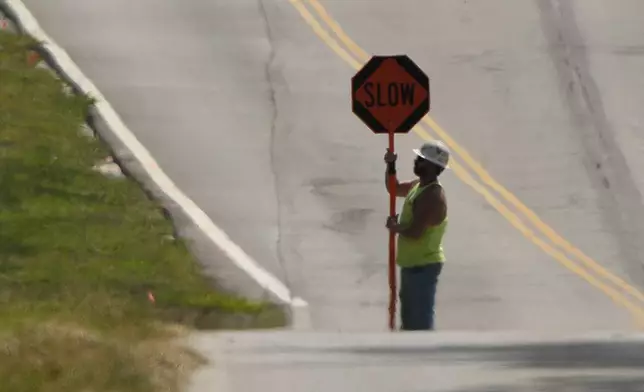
[{"left": 0, "top": 1, "right": 308, "bottom": 330}]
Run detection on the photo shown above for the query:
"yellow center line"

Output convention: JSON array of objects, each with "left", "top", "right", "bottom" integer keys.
[
  {"left": 451, "top": 160, "right": 644, "bottom": 325},
  {"left": 287, "top": 0, "right": 644, "bottom": 327},
  {"left": 421, "top": 119, "right": 644, "bottom": 306},
  {"left": 303, "top": 0, "right": 644, "bottom": 309},
  {"left": 307, "top": 0, "right": 371, "bottom": 62},
  {"left": 288, "top": 0, "right": 362, "bottom": 69}
]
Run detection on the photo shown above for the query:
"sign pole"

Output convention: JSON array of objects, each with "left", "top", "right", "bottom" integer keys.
[{"left": 387, "top": 130, "right": 397, "bottom": 331}]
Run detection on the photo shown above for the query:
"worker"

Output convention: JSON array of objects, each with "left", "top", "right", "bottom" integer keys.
[{"left": 384, "top": 140, "right": 450, "bottom": 331}]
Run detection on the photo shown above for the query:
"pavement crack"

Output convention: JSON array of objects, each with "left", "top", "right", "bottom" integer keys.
[{"left": 257, "top": 0, "right": 294, "bottom": 295}]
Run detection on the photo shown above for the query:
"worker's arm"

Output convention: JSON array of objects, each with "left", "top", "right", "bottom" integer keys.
[
  {"left": 384, "top": 149, "right": 418, "bottom": 197},
  {"left": 387, "top": 185, "right": 446, "bottom": 239},
  {"left": 384, "top": 172, "right": 419, "bottom": 198}
]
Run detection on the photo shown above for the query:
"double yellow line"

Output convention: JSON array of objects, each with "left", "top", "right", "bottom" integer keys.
[{"left": 288, "top": 0, "right": 644, "bottom": 327}]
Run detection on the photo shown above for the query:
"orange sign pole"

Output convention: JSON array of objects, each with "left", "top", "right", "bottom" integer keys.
[{"left": 387, "top": 130, "right": 397, "bottom": 331}]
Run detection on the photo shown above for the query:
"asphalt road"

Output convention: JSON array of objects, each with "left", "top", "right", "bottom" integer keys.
[{"left": 17, "top": 0, "right": 644, "bottom": 334}]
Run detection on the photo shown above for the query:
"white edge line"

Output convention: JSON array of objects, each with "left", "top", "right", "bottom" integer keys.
[{"left": 5, "top": 0, "right": 308, "bottom": 310}]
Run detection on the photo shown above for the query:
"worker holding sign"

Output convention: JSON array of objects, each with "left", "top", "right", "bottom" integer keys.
[
  {"left": 384, "top": 140, "right": 450, "bottom": 331},
  {"left": 351, "top": 54, "right": 434, "bottom": 330}
]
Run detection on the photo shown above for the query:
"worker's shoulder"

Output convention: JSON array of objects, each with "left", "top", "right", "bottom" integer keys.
[
  {"left": 418, "top": 182, "right": 446, "bottom": 203},
  {"left": 423, "top": 181, "right": 445, "bottom": 194},
  {"left": 413, "top": 182, "right": 439, "bottom": 198}
]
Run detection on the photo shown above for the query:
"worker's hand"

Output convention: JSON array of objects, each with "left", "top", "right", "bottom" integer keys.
[
  {"left": 385, "top": 215, "right": 399, "bottom": 231},
  {"left": 384, "top": 149, "right": 397, "bottom": 164}
]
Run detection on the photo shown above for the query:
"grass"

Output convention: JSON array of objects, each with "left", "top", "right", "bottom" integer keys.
[{"left": 0, "top": 30, "right": 285, "bottom": 391}]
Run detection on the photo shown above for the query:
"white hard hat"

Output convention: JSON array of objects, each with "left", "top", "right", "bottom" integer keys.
[{"left": 413, "top": 140, "right": 450, "bottom": 169}]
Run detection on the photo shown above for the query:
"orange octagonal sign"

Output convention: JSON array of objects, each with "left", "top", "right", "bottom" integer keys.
[{"left": 352, "top": 55, "right": 430, "bottom": 134}]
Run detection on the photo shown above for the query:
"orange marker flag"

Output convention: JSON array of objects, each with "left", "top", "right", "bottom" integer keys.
[{"left": 27, "top": 51, "right": 39, "bottom": 66}]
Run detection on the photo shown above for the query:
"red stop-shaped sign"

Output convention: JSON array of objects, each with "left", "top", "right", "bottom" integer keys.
[{"left": 352, "top": 55, "right": 430, "bottom": 134}]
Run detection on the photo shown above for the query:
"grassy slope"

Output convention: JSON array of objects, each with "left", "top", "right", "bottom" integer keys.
[{"left": 0, "top": 31, "right": 284, "bottom": 391}]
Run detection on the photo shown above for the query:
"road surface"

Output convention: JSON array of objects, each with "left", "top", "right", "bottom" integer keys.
[{"left": 16, "top": 0, "right": 644, "bottom": 330}]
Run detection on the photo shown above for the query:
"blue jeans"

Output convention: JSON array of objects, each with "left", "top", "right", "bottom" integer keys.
[{"left": 399, "top": 262, "right": 443, "bottom": 331}]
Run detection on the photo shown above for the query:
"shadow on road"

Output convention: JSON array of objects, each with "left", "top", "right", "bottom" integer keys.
[{"left": 451, "top": 375, "right": 644, "bottom": 392}]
